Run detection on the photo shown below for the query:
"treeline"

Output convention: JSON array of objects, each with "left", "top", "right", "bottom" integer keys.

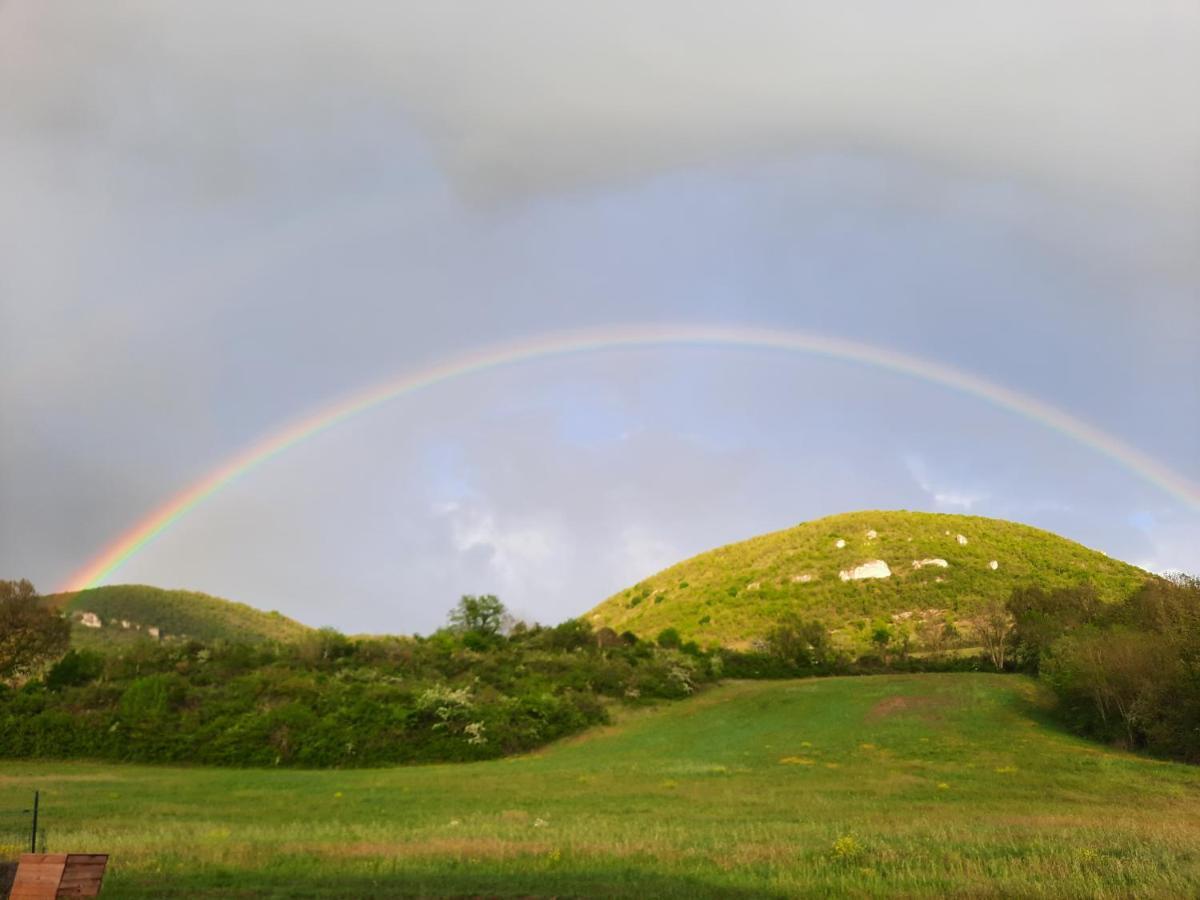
[
  {"left": 4, "top": 578, "right": 1196, "bottom": 766},
  {"left": 0, "top": 593, "right": 717, "bottom": 768},
  {"left": 1004, "top": 574, "right": 1200, "bottom": 763}
]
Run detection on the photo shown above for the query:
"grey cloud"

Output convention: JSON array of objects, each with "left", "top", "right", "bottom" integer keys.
[
  {"left": 4, "top": 2, "right": 1196, "bottom": 215},
  {"left": 2, "top": 2, "right": 1196, "bottom": 628}
]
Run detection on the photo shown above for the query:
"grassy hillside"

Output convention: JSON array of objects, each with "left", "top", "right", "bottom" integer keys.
[
  {"left": 45, "top": 584, "right": 312, "bottom": 648},
  {"left": 4, "top": 675, "right": 1197, "bottom": 897},
  {"left": 589, "top": 510, "right": 1149, "bottom": 648}
]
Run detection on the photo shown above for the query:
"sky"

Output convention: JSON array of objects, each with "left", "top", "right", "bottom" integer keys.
[{"left": 1, "top": 2, "right": 1197, "bottom": 634}]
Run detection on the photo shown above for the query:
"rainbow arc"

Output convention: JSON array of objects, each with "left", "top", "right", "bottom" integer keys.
[{"left": 60, "top": 324, "right": 1200, "bottom": 593}]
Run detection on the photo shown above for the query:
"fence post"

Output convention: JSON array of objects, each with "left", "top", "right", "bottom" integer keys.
[{"left": 29, "top": 791, "right": 38, "bottom": 854}]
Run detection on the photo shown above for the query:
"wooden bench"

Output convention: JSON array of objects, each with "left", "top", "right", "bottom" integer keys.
[{"left": 10, "top": 854, "right": 108, "bottom": 898}]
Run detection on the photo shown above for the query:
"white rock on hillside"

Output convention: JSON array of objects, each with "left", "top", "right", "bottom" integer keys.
[
  {"left": 839, "top": 560, "right": 892, "bottom": 582},
  {"left": 866, "top": 529, "right": 878, "bottom": 539},
  {"left": 912, "top": 558, "right": 949, "bottom": 569},
  {"left": 148, "top": 626, "right": 161, "bottom": 638},
  {"left": 78, "top": 611, "right": 102, "bottom": 629},
  {"left": 790, "top": 574, "right": 813, "bottom": 584},
  {"left": 989, "top": 560, "right": 999, "bottom": 570},
  {"left": 835, "top": 539, "right": 846, "bottom": 549},
  {"left": 956, "top": 534, "right": 968, "bottom": 545}
]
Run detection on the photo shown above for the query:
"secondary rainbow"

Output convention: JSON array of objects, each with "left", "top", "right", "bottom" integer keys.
[{"left": 60, "top": 324, "right": 1200, "bottom": 593}]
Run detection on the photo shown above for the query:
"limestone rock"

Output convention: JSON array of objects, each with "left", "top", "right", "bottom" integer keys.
[
  {"left": 839, "top": 560, "right": 892, "bottom": 582},
  {"left": 912, "top": 558, "right": 949, "bottom": 569}
]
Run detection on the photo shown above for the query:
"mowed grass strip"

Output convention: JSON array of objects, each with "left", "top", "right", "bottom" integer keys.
[{"left": 3, "top": 674, "right": 1198, "bottom": 898}]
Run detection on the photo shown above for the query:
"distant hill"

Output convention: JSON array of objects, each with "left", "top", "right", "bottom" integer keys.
[
  {"left": 46, "top": 584, "right": 312, "bottom": 649},
  {"left": 587, "top": 510, "right": 1151, "bottom": 650}
]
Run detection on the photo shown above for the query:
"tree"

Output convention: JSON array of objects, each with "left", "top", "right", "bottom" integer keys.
[
  {"left": 0, "top": 579, "right": 70, "bottom": 684},
  {"left": 448, "top": 595, "right": 506, "bottom": 636},
  {"left": 1006, "top": 584, "right": 1101, "bottom": 672},
  {"left": 976, "top": 599, "right": 1014, "bottom": 671},
  {"left": 766, "top": 615, "right": 833, "bottom": 669},
  {"left": 656, "top": 627, "right": 681, "bottom": 649}
]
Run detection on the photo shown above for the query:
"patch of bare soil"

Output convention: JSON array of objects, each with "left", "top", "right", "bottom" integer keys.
[{"left": 865, "top": 694, "right": 947, "bottom": 721}]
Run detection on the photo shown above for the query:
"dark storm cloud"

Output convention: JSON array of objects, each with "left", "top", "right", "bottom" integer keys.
[{"left": 1, "top": 2, "right": 1196, "bottom": 629}]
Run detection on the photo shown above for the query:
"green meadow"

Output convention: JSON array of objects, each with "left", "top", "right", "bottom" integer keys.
[{"left": 4, "top": 673, "right": 1197, "bottom": 898}]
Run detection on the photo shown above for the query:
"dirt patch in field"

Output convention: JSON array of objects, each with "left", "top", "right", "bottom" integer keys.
[{"left": 865, "top": 695, "right": 948, "bottom": 722}]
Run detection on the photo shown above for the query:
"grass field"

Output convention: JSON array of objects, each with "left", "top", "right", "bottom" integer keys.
[{"left": 3, "top": 674, "right": 1198, "bottom": 898}]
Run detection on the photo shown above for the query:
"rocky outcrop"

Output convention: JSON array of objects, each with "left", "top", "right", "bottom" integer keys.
[
  {"left": 912, "top": 558, "right": 949, "bottom": 569},
  {"left": 839, "top": 560, "right": 892, "bottom": 582}
]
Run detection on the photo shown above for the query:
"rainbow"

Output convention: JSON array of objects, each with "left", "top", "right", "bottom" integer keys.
[{"left": 60, "top": 323, "right": 1200, "bottom": 593}]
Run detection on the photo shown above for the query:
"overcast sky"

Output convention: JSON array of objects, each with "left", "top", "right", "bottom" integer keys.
[{"left": 2, "top": 2, "right": 1197, "bottom": 633}]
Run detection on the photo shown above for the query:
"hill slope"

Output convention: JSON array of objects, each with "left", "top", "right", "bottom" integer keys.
[
  {"left": 46, "top": 584, "right": 312, "bottom": 648},
  {"left": 9, "top": 675, "right": 1199, "bottom": 897},
  {"left": 588, "top": 510, "right": 1149, "bottom": 649}
]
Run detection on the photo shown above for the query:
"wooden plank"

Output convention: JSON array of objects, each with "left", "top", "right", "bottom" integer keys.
[
  {"left": 10, "top": 854, "right": 67, "bottom": 900},
  {"left": 56, "top": 854, "right": 108, "bottom": 897},
  {"left": 12, "top": 862, "right": 66, "bottom": 884}
]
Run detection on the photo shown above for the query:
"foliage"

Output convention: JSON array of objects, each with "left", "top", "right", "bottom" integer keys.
[
  {"left": 448, "top": 594, "right": 506, "bottom": 637},
  {"left": 588, "top": 510, "right": 1149, "bottom": 649},
  {"left": 1007, "top": 584, "right": 1102, "bottom": 672},
  {"left": 0, "top": 609, "right": 717, "bottom": 768},
  {"left": 656, "top": 627, "right": 681, "bottom": 649},
  {"left": 764, "top": 615, "right": 837, "bottom": 669},
  {"left": 1019, "top": 574, "right": 1200, "bottom": 762},
  {"left": 975, "top": 598, "right": 1013, "bottom": 670},
  {"left": 45, "top": 649, "right": 105, "bottom": 690},
  {"left": 0, "top": 579, "right": 70, "bottom": 684}
]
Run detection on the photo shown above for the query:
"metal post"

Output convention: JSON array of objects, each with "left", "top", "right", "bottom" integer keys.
[{"left": 30, "top": 791, "right": 38, "bottom": 854}]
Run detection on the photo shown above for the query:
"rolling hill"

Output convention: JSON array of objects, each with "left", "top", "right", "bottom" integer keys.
[
  {"left": 587, "top": 510, "right": 1150, "bottom": 650},
  {"left": 46, "top": 584, "right": 312, "bottom": 649}
]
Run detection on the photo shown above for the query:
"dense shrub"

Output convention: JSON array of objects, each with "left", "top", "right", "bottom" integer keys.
[
  {"left": 1014, "top": 575, "right": 1200, "bottom": 763},
  {"left": 0, "top": 615, "right": 719, "bottom": 768}
]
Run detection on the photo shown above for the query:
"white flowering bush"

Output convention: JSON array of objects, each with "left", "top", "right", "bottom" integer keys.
[
  {"left": 416, "top": 684, "right": 475, "bottom": 730},
  {"left": 464, "top": 721, "right": 487, "bottom": 745}
]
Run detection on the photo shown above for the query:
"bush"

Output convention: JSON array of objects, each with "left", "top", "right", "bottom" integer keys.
[
  {"left": 46, "top": 649, "right": 105, "bottom": 690},
  {"left": 656, "top": 628, "right": 681, "bottom": 649},
  {"left": 0, "top": 606, "right": 717, "bottom": 768}
]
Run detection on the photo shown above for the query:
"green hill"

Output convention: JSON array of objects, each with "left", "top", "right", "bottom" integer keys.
[
  {"left": 588, "top": 510, "right": 1150, "bottom": 650},
  {"left": 46, "top": 584, "right": 312, "bottom": 649}
]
